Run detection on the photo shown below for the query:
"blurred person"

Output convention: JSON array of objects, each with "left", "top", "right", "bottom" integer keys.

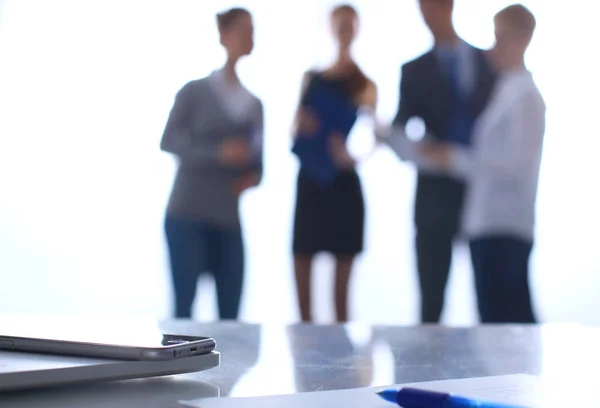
[
  {"left": 380, "top": 0, "right": 496, "bottom": 323},
  {"left": 421, "top": 4, "right": 544, "bottom": 323},
  {"left": 292, "top": 4, "right": 377, "bottom": 322},
  {"left": 160, "top": 8, "right": 263, "bottom": 320}
]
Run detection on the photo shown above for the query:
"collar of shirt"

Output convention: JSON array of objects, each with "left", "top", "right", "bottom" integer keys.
[{"left": 435, "top": 38, "right": 465, "bottom": 54}]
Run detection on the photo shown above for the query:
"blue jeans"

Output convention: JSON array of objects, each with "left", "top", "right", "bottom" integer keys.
[
  {"left": 470, "top": 235, "right": 536, "bottom": 323},
  {"left": 165, "top": 217, "right": 245, "bottom": 320}
]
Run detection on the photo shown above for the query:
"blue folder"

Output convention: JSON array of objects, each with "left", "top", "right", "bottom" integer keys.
[{"left": 292, "top": 79, "right": 359, "bottom": 187}]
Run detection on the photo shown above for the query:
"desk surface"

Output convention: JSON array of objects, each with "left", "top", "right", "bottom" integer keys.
[{"left": 1, "top": 321, "right": 598, "bottom": 407}]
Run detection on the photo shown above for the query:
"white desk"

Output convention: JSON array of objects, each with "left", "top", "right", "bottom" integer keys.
[{"left": 2, "top": 320, "right": 599, "bottom": 407}]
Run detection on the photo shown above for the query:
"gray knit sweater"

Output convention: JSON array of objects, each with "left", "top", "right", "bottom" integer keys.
[{"left": 160, "top": 76, "right": 263, "bottom": 228}]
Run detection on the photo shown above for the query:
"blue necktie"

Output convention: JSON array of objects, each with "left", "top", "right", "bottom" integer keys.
[
  {"left": 442, "top": 51, "right": 473, "bottom": 146},
  {"left": 443, "top": 51, "right": 462, "bottom": 101}
]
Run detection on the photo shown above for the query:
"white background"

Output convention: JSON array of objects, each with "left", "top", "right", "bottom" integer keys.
[{"left": 0, "top": 0, "right": 599, "bottom": 325}]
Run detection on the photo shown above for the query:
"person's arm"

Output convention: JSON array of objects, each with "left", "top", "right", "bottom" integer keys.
[
  {"left": 233, "top": 101, "right": 264, "bottom": 195},
  {"left": 382, "top": 127, "right": 436, "bottom": 167},
  {"left": 364, "top": 80, "right": 378, "bottom": 114},
  {"left": 160, "top": 82, "right": 222, "bottom": 162},
  {"left": 378, "top": 65, "right": 439, "bottom": 171},
  {"left": 392, "top": 64, "right": 417, "bottom": 127},
  {"left": 291, "top": 71, "right": 318, "bottom": 139},
  {"left": 331, "top": 80, "right": 379, "bottom": 169},
  {"left": 449, "top": 91, "right": 546, "bottom": 178},
  {"left": 161, "top": 81, "right": 255, "bottom": 168},
  {"left": 160, "top": 82, "right": 195, "bottom": 156},
  {"left": 248, "top": 100, "right": 265, "bottom": 181}
]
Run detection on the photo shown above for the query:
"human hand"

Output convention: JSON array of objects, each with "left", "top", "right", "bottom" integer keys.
[
  {"left": 419, "top": 142, "right": 453, "bottom": 169},
  {"left": 295, "top": 107, "right": 319, "bottom": 136},
  {"left": 328, "top": 132, "right": 356, "bottom": 170},
  {"left": 219, "top": 137, "right": 252, "bottom": 166},
  {"left": 232, "top": 172, "right": 261, "bottom": 196}
]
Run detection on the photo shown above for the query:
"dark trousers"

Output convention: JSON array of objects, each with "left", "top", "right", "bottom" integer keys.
[
  {"left": 165, "top": 217, "right": 245, "bottom": 320},
  {"left": 470, "top": 235, "right": 536, "bottom": 323},
  {"left": 415, "top": 227, "right": 455, "bottom": 323}
]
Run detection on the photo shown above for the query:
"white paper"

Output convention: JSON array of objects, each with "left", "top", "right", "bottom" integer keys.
[
  {"left": 380, "top": 128, "right": 421, "bottom": 162},
  {"left": 182, "top": 374, "right": 542, "bottom": 408},
  {"left": 377, "top": 127, "right": 443, "bottom": 174}
]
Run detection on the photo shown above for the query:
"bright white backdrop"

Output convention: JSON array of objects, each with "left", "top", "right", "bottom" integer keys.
[{"left": 0, "top": 0, "right": 598, "bottom": 325}]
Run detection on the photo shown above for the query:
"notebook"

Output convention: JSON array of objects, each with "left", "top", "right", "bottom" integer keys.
[{"left": 292, "top": 78, "right": 359, "bottom": 187}]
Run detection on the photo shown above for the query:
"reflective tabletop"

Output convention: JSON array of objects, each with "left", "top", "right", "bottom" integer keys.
[{"left": 1, "top": 321, "right": 599, "bottom": 407}]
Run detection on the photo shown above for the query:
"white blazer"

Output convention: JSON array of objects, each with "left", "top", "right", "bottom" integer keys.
[{"left": 451, "top": 69, "right": 546, "bottom": 240}]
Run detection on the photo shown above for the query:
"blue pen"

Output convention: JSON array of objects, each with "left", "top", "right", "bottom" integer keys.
[{"left": 376, "top": 387, "right": 530, "bottom": 408}]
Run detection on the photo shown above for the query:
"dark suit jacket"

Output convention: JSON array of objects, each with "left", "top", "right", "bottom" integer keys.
[{"left": 393, "top": 45, "right": 496, "bottom": 231}]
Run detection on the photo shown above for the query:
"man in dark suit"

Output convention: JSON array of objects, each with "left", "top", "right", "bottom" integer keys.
[{"left": 392, "top": 0, "right": 496, "bottom": 323}]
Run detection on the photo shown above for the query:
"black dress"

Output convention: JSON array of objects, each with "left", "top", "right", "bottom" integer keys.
[{"left": 292, "top": 73, "right": 365, "bottom": 256}]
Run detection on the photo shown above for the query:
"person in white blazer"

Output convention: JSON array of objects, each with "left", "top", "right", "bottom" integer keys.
[
  {"left": 417, "top": 4, "right": 545, "bottom": 323},
  {"left": 378, "top": 4, "right": 544, "bottom": 323}
]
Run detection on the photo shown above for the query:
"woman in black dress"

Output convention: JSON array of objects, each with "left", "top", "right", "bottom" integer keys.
[{"left": 292, "top": 4, "right": 377, "bottom": 322}]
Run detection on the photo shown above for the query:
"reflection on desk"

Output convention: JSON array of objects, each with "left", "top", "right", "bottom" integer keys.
[
  {"left": 373, "top": 325, "right": 545, "bottom": 384},
  {"left": 0, "top": 376, "right": 219, "bottom": 408},
  {"left": 161, "top": 321, "right": 261, "bottom": 397},
  {"left": 288, "top": 324, "right": 373, "bottom": 392},
  {"left": 157, "top": 322, "right": 594, "bottom": 397}
]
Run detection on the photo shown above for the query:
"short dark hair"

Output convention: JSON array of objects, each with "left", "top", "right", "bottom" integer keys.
[
  {"left": 419, "top": 0, "right": 454, "bottom": 7},
  {"left": 495, "top": 4, "right": 536, "bottom": 38},
  {"left": 216, "top": 7, "right": 250, "bottom": 31},
  {"left": 331, "top": 3, "right": 358, "bottom": 17}
]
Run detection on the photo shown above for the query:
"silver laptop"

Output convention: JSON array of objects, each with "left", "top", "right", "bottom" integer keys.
[
  {"left": 0, "top": 315, "right": 221, "bottom": 400},
  {"left": 1, "top": 351, "right": 220, "bottom": 408}
]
